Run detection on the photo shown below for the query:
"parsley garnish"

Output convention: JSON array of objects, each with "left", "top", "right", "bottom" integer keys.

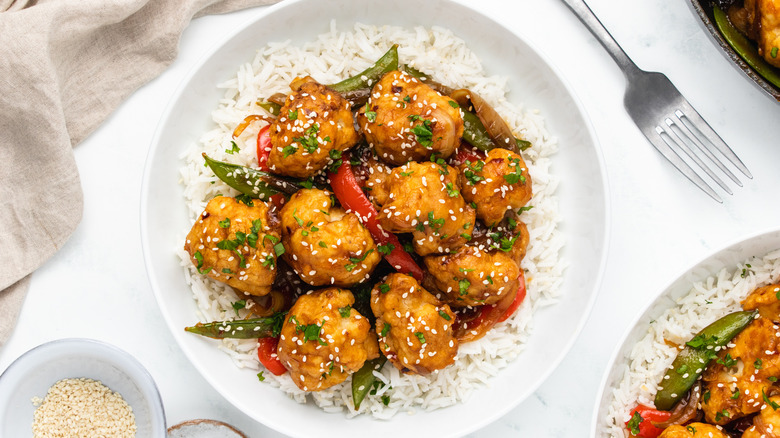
[
  {"left": 445, "top": 182, "right": 459, "bottom": 197},
  {"left": 293, "top": 123, "right": 321, "bottom": 154},
  {"left": 717, "top": 353, "right": 737, "bottom": 368},
  {"left": 345, "top": 249, "right": 374, "bottom": 271},
  {"left": 503, "top": 158, "right": 527, "bottom": 184},
  {"left": 364, "top": 103, "right": 377, "bottom": 123},
  {"left": 338, "top": 305, "right": 352, "bottom": 318},
  {"left": 380, "top": 323, "right": 390, "bottom": 337},
  {"left": 257, "top": 371, "right": 265, "bottom": 382},
  {"left": 232, "top": 300, "right": 246, "bottom": 316},
  {"left": 756, "top": 358, "right": 764, "bottom": 369},
  {"left": 282, "top": 144, "right": 297, "bottom": 157},
  {"left": 464, "top": 160, "right": 485, "bottom": 185},
  {"left": 289, "top": 315, "right": 327, "bottom": 346},
  {"left": 378, "top": 243, "right": 395, "bottom": 255},
  {"left": 193, "top": 251, "right": 211, "bottom": 274},
  {"left": 459, "top": 279, "right": 470, "bottom": 296},
  {"left": 379, "top": 284, "right": 390, "bottom": 294},
  {"left": 731, "top": 388, "right": 740, "bottom": 399},
  {"left": 288, "top": 109, "right": 298, "bottom": 120},
  {"left": 410, "top": 119, "right": 433, "bottom": 148},
  {"left": 715, "top": 409, "right": 730, "bottom": 421},
  {"left": 626, "top": 411, "right": 642, "bottom": 435},
  {"left": 448, "top": 100, "right": 459, "bottom": 108},
  {"left": 235, "top": 194, "right": 254, "bottom": 207},
  {"left": 226, "top": 141, "right": 240, "bottom": 155}
]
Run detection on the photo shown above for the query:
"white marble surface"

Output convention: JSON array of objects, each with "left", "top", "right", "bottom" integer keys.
[{"left": 2, "top": 0, "right": 779, "bottom": 436}]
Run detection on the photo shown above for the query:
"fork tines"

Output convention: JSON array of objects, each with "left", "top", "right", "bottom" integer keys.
[{"left": 650, "top": 105, "right": 752, "bottom": 203}]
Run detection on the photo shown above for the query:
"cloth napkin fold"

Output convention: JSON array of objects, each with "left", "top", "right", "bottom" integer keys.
[{"left": 0, "top": 0, "right": 280, "bottom": 346}]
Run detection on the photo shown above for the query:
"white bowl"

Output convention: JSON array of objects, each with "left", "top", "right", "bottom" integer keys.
[
  {"left": 591, "top": 228, "right": 780, "bottom": 437},
  {"left": 0, "top": 338, "right": 166, "bottom": 437},
  {"left": 140, "top": 0, "right": 609, "bottom": 436}
]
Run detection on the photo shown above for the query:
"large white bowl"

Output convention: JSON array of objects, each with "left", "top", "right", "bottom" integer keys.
[
  {"left": 591, "top": 228, "right": 780, "bottom": 437},
  {"left": 141, "top": 0, "right": 609, "bottom": 436},
  {"left": 0, "top": 338, "right": 166, "bottom": 437}
]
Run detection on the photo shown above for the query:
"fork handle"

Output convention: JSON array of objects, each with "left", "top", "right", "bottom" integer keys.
[{"left": 561, "top": 0, "right": 642, "bottom": 79}]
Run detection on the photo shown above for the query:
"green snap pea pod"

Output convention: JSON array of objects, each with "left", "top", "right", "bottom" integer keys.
[
  {"left": 713, "top": 5, "right": 780, "bottom": 89},
  {"left": 257, "top": 101, "right": 281, "bottom": 116},
  {"left": 185, "top": 317, "right": 282, "bottom": 339},
  {"left": 462, "top": 112, "right": 531, "bottom": 153},
  {"left": 329, "top": 45, "right": 399, "bottom": 93},
  {"left": 654, "top": 309, "right": 757, "bottom": 410},
  {"left": 203, "top": 153, "right": 301, "bottom": 199},
  {"left": 351, "top": 356, "right": 387, "bottom": 409}
]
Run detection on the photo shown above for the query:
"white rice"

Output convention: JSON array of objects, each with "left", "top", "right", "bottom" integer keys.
[
  {"left": 602, "top": 249, "right": 780, "bottom": 437},
  {"left": 177, "top": 22, "right": 564, "bottom": 417}
]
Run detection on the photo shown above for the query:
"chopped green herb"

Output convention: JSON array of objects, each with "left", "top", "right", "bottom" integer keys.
[
  {"left": 459, "top": 279, "right": 470, "bottom": 296},
  {"left": 756, "top": 358, "right": 764, "bottom": 369},
  {"left": 226, "top": 141, "right": 240, "bottom": 155},
  {"left": 686, "top": 425, "right": 696, "bottom": 434},
  {"left": 438, "top": 310, "right": 451, "bottom": 321},
  {"left": 445, "top": 182, "right": 459, "bottom": 197},
  {"left": 235, "top": 194, "right": 254, "bottom": 207},
  {"left": 773, "top": 47, "right": 778, "bottom": 58},
  {"left": 345, "top": 249, "right": 375, "bottom": 271},
  {"left": 193, "top": 251, "right": 211, "bottom": 275},
  {"left": 282, "top": 145, "right": 298, "bottom": 157},
  {"left": 715, "top": 409, "right": 730, "bottom": 421},
  {"left": 448, "top": 100, "right": 459, "bottom": 108},
  {"left": 232, "top": 300, "right": 246, "bottom": 316},
  {"left": 731, "top": 387, "right": 740, "bottom": 399},
  {"left": 288, "top": 109, "right": 298, "bottom": 120},
  {"left": 221, "top": 268, "right": 232, "bottom": 274},
  {"left": 377, "top": 243, "right": 395, "bottom": 256},
  {"left": 293, "top": 123, "right": 321, "bottom": 154},
  {"left": 379, "top": 284, "right": 390, "bottom": 294},
  {"left": 717, "top": 353, "right": 737, "bottom": 368},
  {"left": 764, "top": 388, "right": 780, "bottom": 410},
  {"left": 338, "top": 305, "right": 352, "bottom": 318},
  {"left": 273, "top": 242, "right": 285, "bottom": 257},
  {"left": 364, "top": 103, "right": 377, "bottom": 123},
  {"left": 703, "top": 390, "right": 711, "bottom": 403},
  {"left": 257, "top": 371, "right": 265, "bottom": 382},
  {"left": 414, "top": 332, "right": 426, "bottom": 344},
  {"left": 380, "top": 323, "right": 390, "bottom": 337},
  {"left": 318, "top": 241, "right": 328, "bottom": 248},
  {"left": 626, "top": 411, "right": 643, "bottom": 435},
  {"left": 411, "top": 119, "right": 433, "bottom": 148}
]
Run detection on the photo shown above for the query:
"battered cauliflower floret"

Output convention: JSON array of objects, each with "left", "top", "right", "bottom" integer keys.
[
  {"left": 458, "top": 148, "right": 532, "bottom": 227},
  {"left": 279, "top": 188, "right": 381, "bottom": 287},
  {"left": 268, "top": 77, "right": 360, "bottom": 179},
  {"left": 658, "top": 423, "right": 728, "bottom": 438},
  {"left": 701, "top": 316, "right": 780, "bottom": 425},
  {"left": 184, "top": 196, "right": 281, "bottom": 296},
  {"left": 358, "top": 70, "right": 463, "bottom": 165},
  {"left": 370, "top": 273, "right": 458, "bottom": 374},
  {"left": 743, "top": 395, "right": 780, "bottom": 438},
  {"left": 372, "top": 161, "right": 475, "bottom": 256},
  {"left": 276, "top": 288, "right": 379, "bottom": 391},
  {"left": 423, "top": 245, "right": 520, "bottom": 308},
  {"left": 742, "top": 283, "right": 780, "bottom": 321}
]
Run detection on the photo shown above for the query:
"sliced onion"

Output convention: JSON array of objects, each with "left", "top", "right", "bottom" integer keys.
[
  {"left": 468, "top": 91, "right": 519, "bottom": 153},
  {"left": 247, "top": 290, "right": 287, "bottom": 318},
  {"left": 268, "top": 92, "right": 288, "bottom": 107},
  {"left": 232, "top": 114, "right": 274, "bottom": 138},
  {"left": 654, "top": 381, "right": 702, "bottom": 429}
]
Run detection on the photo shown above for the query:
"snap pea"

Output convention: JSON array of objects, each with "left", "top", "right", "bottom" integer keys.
[
  {"left": 257, "top": 101, "right": 281, "bottom": 116},
  {"left": 329, "top": 45, "right": 399, "bottom": 93},
  {"left": 462, "top": 111, "right": 530, "bottom": 152},
  {"left": 351, "top": 356, "right": 387, "bottom": 409},
  {"left": 185, "top": 314, "right": 285, "bottom": 339},
  {"left": 654, "top": 309, "right": 757, "bottom": 410},
  {"left": 713, "top": 5, "right": 780, "bottom": 89},
  {"left": 203, "top": 153, "right": 301, "bottom": 200}
]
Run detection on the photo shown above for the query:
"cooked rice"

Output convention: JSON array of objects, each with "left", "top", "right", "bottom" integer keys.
[
  {"left": 601, "top": 249, "right": 780, "bottom": 437},
  {"left": 177, "top": 22, "right": 564, "bottom": 417}
]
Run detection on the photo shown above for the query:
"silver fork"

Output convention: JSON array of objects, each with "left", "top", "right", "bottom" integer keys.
[{"left": 561, "top": 0, "right": 752, "bottom": 203}]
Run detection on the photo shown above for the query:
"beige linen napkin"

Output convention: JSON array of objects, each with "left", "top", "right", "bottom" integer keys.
[{"left": 0, "top": 0, "right": 280, "bottom": 346}]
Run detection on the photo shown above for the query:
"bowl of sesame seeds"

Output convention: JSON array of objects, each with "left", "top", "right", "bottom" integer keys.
[{"left": 0, "top": 338, "right": 166, "bottom": 438}]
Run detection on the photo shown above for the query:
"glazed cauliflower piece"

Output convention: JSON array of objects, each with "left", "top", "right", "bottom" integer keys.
[
  {"left": 276, "top": 288, "right": 379, "bottom": 391},
  {"left": 658, "top": 423, "right": 728, "bottom": 438},
  {"left": 184, "top": 196, "right": 281, "bottom": 296},
  {"left": 268, "top": 77, "right": 360, "bottom": 179},
  {"left": 279, "top": 188, "right": 381, "bottom": 287},
  {"left": 357, "top": 70, "right": 463, "bottom": 165},
  {"left": 458, "top": 148, "right": 532, "bottom": 227},
  {"left": 372, "top": 161, "right": 475, "bottom": 256},
  {"left": 370, "top": 273, "right": 458, "bottom": 374},
  {"left": 423, "top": 245, "right": 520, "bottom": 308}
]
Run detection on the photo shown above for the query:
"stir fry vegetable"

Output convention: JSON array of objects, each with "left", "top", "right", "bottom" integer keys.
[
  {"left": 713, "top": 5, "right": 780, "bottom": 89},
  {"left": 626, "top": 405, "right": 673, "bottom": 438},
  {"left": 351, "top": 356, "right": 387, "bottom": 409},
  {"left": 329, "top": 44, "right": 399, "bottom": 93},
  {"left": 184, "top": 313, "right": 285, "bottom": 339},
  {"left": 328, "top": 158, "right": 424, "bottom": 282},
  {"left": 203, "top": 153, "right": 301, "bottom": 199},
  {"left": 653, "top": 309, "right": 757, "bottom": 411}
]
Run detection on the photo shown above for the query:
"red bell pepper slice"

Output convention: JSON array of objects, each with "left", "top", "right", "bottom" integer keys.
[
  {"left": 328, "top": 159, "right": 424, "bottom": 282},
  {"left": 626, "top": 405, "right": 672, "bottom": 438},
  {"left": 256, "top": 125, "right": 272, "bottom": 171},
  {"left": 498, "top": 271, "right": 526, "bottom": 323},
  {"left": 257, "top": 337, "right": 286, "bottom": 376}
]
